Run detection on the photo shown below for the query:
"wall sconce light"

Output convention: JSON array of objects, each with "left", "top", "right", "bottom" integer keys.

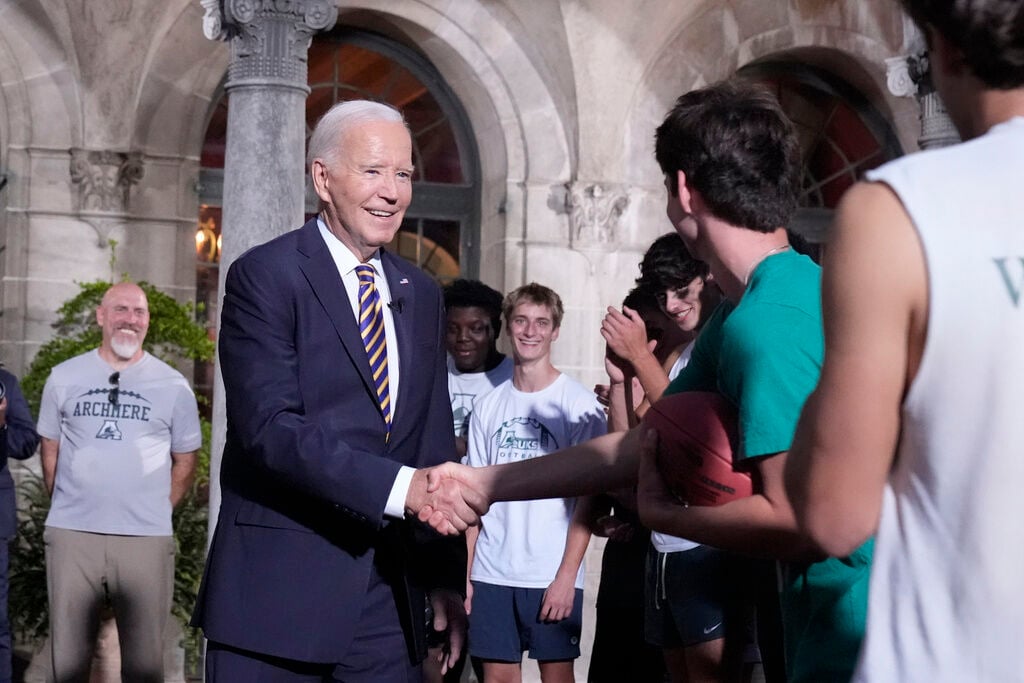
[{"left": 195, "top": 216, "right": 220, "bottom": 262}]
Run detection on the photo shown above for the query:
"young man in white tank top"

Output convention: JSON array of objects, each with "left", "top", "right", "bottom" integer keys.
[{"left": 785, "top": 1, "right": 1024, "bottom": 680}]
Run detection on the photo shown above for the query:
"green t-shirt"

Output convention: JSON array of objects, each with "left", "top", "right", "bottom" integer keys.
[{"left": 665, "top": 249, "right": 871, "bottom": 682}]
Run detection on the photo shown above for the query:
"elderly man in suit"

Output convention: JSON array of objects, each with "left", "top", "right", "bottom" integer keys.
[
  {"left": 0, "top": 368, "right": 39, "bottom": 683},
  {"left": 192, "top": 100, "right": 486, "bottom": 681}
]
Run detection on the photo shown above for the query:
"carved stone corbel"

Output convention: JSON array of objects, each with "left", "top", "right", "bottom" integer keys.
[
  {"left": 565, "top": 181, "right": 630, "bottom": 249},
  {"left": 68, "top": 149, "right": 144, "bottom": 246}
]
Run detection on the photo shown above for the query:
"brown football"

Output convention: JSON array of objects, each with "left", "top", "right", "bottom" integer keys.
[{"left": 642, "top": 391, "right": 752, "bottom": 506}]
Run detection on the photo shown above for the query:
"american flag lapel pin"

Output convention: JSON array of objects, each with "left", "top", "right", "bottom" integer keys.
[{"left": 399, "top": 277, "right": 409, "bottom": 285}]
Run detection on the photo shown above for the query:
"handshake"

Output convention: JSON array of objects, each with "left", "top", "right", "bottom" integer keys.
[{"left": 405, "top": 463, "right": 492, "bottom": 535}]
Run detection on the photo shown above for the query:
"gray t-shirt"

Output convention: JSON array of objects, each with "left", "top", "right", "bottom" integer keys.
[{"left": 38, "top": 350, "right": 202, "bottom": 536}]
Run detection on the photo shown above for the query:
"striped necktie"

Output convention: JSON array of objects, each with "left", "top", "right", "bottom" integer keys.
[{"left": 355, "top": 264, "right": 391, "bottom": 436}]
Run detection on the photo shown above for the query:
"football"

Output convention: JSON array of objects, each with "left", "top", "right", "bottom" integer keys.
[{"left": 642, "top": 391, "right": 752, "bottom": 506}]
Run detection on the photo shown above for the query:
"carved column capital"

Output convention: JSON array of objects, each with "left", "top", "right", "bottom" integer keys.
[
  {"left": 565, "top": 181, "right": 630, "bottom": 248},
  {"left": 69, "top": 148, "right": 144, "bottom": 214},
  {"left": 884, "top": 53, "right": 926, "bottom": 98},
  {"left": 885, "top": 50, "right": 960, "bottom": 150},
  {"left": 203, "top": 0, "right": 338, "bottom": 93}
]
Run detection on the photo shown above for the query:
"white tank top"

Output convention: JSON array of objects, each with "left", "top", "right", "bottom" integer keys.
[{"left": 854, "top": 117, "right": 1024, "bottom": 681}]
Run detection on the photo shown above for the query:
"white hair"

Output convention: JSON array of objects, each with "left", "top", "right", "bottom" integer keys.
[{"left": 306, "top": 99, "right": 407, "bottom": 172}]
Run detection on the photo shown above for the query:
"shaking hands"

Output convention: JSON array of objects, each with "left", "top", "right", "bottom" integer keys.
[{"left": 405, "top": 463, "right": 491, "bottom": 535}]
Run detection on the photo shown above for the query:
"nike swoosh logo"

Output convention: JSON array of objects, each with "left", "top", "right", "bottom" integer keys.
[{"left": 703, "top": 622, "right": 722, "bottom": 635}]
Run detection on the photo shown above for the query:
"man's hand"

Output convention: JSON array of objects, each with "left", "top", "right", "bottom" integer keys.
[
  {"left": 464, "top": 578, "right": 474, "bottom": 615},
  {"left": 0, "top": 396, "right": 8, "bottom": 426},
  {"left": 603, "top": 348, "right": 630, "bottom": 385},
  {"left": 636, "top": 428, "right": 687, "bottom": 532},
  {"left": 428, "top": 588, "right": 468, "bottom": 675},
  {"left": 406, "top": 468, "right": 488, "bottom": 535},
  {"left": 601, "top": 306, "right": 652, "bottom": 363},
  {"left": 540, "top": 574, "right": 577, "bottom": 622},
  {"left": 594, "top": 514, "right": 635, "bottom": 542},
  {"left": 422, "top": 462, "right": 492, "bottom": 521}
]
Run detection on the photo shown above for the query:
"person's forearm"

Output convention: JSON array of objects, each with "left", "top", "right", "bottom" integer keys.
[
  {"left": 465, "top": 524, "right": 479, "bottom": 581},
  {"left": 642, "top": 493, "right": 818, "bottom": 561},
  {"left": 5, "top": 382, "right": 41, "bottom": 459},
  {"left": 169, "top": 453, "right": 197, "bottom": 507},
  {"left": 40, "top": 438, "right": 59, "bottom": 497},
  {"left": 485, "top": 429, "right": 638, "bottom": 502},
  {"left": 606, "top": 382, "right": 632, "bottom": 433},
  {"left": 462, "top": 524, "right": 479, "bottom": 613},
  {"left": 553, "top": 497, "right": 594, "bottom": 582},
  {"left": 630, "top": 352, "right": 671, "bottom": 405}
]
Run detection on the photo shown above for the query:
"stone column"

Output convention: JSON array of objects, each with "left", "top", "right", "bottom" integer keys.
[
  {"left": 202, "top": 0, "right": 337, "bottom": 532},
  {"left": 885, "top": 52, "right": 961, "bottom": 150}
]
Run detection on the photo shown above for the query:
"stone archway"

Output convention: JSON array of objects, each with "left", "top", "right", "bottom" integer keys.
[
  {"left": 331, "top": 1, "right": 574, "bottom": 292},
  {"left": 622, "top": 1, "right": 918, "bottom": 265},
  {"left": 0, "top": 0, "right": 84, "bottom": 371}
]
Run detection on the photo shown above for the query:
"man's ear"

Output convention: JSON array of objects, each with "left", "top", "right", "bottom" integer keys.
[
  {"left": 310, "top": 159, "right": 331, "bottom": 203},
  {"left": 95, "top": 306, "right": 105, "bottom": 327},
  {"left": 676, "top": 170, "right": 695, "bottom": 215}
]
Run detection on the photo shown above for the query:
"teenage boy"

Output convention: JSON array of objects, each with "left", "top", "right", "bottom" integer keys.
[
  {"left": 602, "top": 236, "right": 754, "bottom": 682},
  {"left": 444, "top": 279, "right": 513, "bottom": 458},
  {"left": 785, "top": 1, "right": 1024, "bottom": 680},
  {"left": 464, "top": 283, "right": 606, "bottom": 683}
]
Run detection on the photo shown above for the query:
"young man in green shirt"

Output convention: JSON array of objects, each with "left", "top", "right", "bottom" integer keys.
[{"left": 423, "top": 79, "right": 872, "bottom": 682}]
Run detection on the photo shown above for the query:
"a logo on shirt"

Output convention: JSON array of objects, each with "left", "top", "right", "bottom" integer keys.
[
  {"left": 95, "top": 420, "right": 124, "bottom": 441},
  {"left": 490, "top": 417, "right": 559, "bottom": 462},
  {"left": 451, "top": 393, "right": 475, "bottom": 436},
  {"left": 72, "top": 387, "right": 152, "bottom": 440},
  {"left": 993, "top": 257, "right": 1024, "bottom": 306}
]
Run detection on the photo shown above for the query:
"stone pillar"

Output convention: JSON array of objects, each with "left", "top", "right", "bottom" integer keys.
[
  {"left": 202, "top": 0, "right": 337, "bottom": 533},
  {"left": 885, "top": 52, "right": 961, "bottom": 150}
]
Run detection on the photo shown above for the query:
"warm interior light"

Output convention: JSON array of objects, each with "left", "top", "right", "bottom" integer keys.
[{"left": 195, "top": 216, "right": 219, "bottom": 262}]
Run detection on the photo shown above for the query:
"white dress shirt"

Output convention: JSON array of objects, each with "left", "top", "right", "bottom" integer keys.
[{"left": 317, "top": 219, "right": 414, "bottom": 518}]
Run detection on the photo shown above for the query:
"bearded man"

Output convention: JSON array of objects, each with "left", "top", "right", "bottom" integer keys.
[{"left": 38, "top": 281, "right": 201, "bottom": 682}]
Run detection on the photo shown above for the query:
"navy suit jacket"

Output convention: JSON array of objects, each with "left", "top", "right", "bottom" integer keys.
[
  {"left": 0, "top": 368, "right": 40, "bottom": 541},
  {"left": 192, "top": 218, "right": 463, "bottom": 663}
]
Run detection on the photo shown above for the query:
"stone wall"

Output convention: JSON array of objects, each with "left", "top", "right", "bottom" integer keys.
[{"left": 0, "top": 1, "right": 921, "bottom": 679}]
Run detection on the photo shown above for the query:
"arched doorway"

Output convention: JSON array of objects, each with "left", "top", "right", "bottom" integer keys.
[
  {"left": 739, "top": 61, "right": 903, "bottom": 259},
  {"left": 194, "top": 28, "right": 481, "bottom": 404}
]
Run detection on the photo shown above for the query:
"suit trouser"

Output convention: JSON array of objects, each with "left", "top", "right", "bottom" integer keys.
[
  {"left": 44, "top": 527, "right": 174, "bottom": 683},
  {"left": 0, "top": 539, "right": 11, "bottom": 683},
  {"left": 205, "top": 559, "right": 421, "bottom": 682}
]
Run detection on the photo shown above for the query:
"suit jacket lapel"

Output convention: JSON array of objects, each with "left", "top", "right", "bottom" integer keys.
[{"left": 295, "top": 220, "right": 376, "bottom": 398}]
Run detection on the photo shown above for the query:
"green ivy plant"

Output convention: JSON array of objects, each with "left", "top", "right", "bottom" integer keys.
[{"left": 10, "top": 276, "right": 215, "bottom": 667}]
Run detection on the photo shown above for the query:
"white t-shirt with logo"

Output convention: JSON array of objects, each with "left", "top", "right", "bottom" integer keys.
[
  {"left": 37, "top": 350, "right": 202, "bottom": 536},
  {"left": 465, "top": 372, "right": 606, "bottom": 589},
  {"left": 447, "top": 355, "right": 514, "bottom": 439},
  {"left": 651, "top": 341, "right": 699, "bottom": 553}
]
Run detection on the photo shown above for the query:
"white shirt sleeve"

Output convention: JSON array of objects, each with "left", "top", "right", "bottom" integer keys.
[{"left": 383, "top": 465, "right": 416, "bottom": 518}]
